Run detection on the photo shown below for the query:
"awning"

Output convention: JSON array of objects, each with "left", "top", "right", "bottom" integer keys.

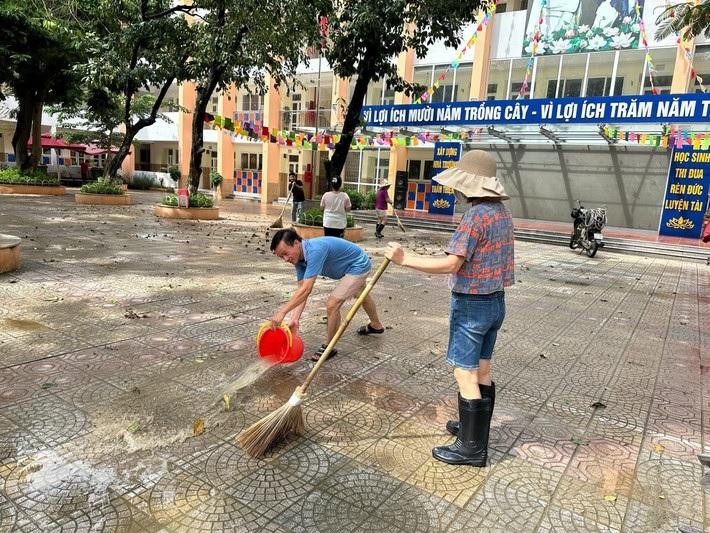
[
  {"left": 28, "top": 134, "right": 86, "bottom": 151},
  {"left": 84, "top": 144, "right": 119, "bottom": 155}
]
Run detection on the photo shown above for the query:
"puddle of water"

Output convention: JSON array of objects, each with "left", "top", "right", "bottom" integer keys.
[{"left": 2, "top": 318, "right": 48, "bottom": 331}]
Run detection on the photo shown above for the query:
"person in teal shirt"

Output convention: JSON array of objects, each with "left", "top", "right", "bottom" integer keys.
[{"left": 269, "top": 229, "right": 385, "bottom": 360}]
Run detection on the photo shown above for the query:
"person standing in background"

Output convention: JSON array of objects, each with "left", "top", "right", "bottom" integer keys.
[
  {"left": 374, "top": 180, "right": 392, "bottom": 239},
  {"left": 289, "top": 172, "right": 305, "bottom": 223},
  {"left": 320, "top": 177, "right": 351, "bottom": 238}
]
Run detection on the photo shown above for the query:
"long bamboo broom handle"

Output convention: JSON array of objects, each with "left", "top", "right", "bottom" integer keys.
[
  {"left": 277, "top": 191, "right": 293, "bottom": 218},
  {"left": 300, "top": 257, "right": 390, "bottom": 393}
]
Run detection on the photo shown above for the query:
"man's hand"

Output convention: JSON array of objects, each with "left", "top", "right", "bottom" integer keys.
[
  {"left": 270, "top": 309, "right": 287, "bottom": 329},
  {"left": 287, "top": 318, "right": 299, "bottom": 337},
  {"left": 384, "top": 242, "right": 406, "bottom": 265}
]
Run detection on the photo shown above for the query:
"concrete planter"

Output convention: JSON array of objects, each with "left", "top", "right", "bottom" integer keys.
[
  {"left": 154, "top": 205, "right": 220, "bottom": 220},
  {"left": 75, "top": 193, "right": 132, "bottom": 205},
  {"left": 0, "top": 184, "right": 66, "bottom": 196},
  {"left": 293, "top": 223, "right": 363, "bottom": 242},
  {"left": 0, "top": 235, "right": 21, "bottom": 274}
]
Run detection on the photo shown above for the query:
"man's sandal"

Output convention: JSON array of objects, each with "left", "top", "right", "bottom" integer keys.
[
  {"left": 357, "top": 324, "right": 385, "bottom": 335},
  {"left": 310, "top": 344, "right": 338, "bottom": 362}
]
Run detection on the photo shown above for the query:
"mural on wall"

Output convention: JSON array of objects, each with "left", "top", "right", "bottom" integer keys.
[{"left": 523, "top": 0, "right": 644, "bottom": 55}]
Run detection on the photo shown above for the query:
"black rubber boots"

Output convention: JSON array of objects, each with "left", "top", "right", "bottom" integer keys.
[{"left": 432, "top": 395, "right": 491, "bottom": 466}]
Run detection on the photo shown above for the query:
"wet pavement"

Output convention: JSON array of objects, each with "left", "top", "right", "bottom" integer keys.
[{"left": 0, "top": 190, "right": 707, "bottom": 532}]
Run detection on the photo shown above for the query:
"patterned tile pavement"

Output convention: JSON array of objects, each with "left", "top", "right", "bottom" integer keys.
[{"left": 0, "top": 190, "right": 707, "bottom": 532}]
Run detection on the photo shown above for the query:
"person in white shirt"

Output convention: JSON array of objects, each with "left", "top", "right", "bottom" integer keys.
[{"left": 320, "top": 177, "right": 351, "bottom": 238}]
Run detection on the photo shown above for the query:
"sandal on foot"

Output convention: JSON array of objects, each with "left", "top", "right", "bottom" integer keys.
[
  {"left": 310, "top": 344, "right": 338, "bottom": 362},
  {"left": 357, "top": 324, "right": 385, "bottom": 335}
]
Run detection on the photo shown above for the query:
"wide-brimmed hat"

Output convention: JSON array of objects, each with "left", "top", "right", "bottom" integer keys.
[
  {"left": 434, "top": 150, "right": 509, "bottom": 200},
  {"left": 379, "top": 180, "right": 390, "bottom": 188}
]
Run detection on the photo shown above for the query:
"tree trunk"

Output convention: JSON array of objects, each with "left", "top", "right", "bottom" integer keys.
[
  {"left": 189, "top": 70, "right": 222, "bottom": 193},
  {"left": 30, "top": 101, "right": 43, "bottom": 170},
  {"left": 104, "top": 128, "right": 138, "bottom": 181},
  {"left": 325, "top": 62, "right": 374, "bottom": 182},
  {"left": 11, "top": 96, "right": 33, "bottom": 172}
]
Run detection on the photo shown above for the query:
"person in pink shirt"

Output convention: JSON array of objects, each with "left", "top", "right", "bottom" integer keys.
[{"left": 374, "top": 180, "right": 392, "bottom": 239}]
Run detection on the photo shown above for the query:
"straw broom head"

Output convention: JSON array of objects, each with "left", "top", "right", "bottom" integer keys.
[
  {"left": 269, "top": 216, "right": 284, "bottom": 229},
  {"left": 237, "top": 387, "right": 305, "bottom": 457}
]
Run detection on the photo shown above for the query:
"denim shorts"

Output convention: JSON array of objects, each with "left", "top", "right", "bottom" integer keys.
[{"left": 447, "top": 291, "right": 506, "bottom": 370}]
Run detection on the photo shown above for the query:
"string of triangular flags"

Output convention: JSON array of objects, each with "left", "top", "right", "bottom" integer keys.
[
  {"left": 415, "top": 0, "right": 499, "bottom": 104},
  {"left": 205, "top": 111, "right": 486, "bottom": 149},
  {"left": 636, "top": 0, "right": 659, "bottom": 95},
  {"left": 518, "top": 0, "right": 546, "bottom": 99},
  {"left": 602, "top": 125, "right": 710, "bottom": 149}
]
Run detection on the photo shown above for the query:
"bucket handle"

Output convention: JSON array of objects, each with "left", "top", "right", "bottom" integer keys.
[{"left": 256, "top": 322, "right": 293, "bottom": 348}]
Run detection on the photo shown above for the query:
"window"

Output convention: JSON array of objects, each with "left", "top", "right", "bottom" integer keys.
[
  {"left": 241, "top": 94, "right": 263, "bottom": 111},
  {"left": 210, "top": 96, "right": 219, "bottom": 114},
  {"left": 562, "top": 79, "right": 582, "bottom": 97},
  {"left": 510, "top": 82, "right": 531, "bottom": 99},
  {"left": 240, "top": 153, "right": 261, "bottom": 170},
  {"left": 423, "top": 160, "right": 433, "bottom": 180},
  {"left": 487, "top": 83, "right": 498, "bottom": 100},
  {"left": 644, "top": 75, "right": 672, "bottom": 95},
  {"left": 383, "top": 89, "right": 395, "bottom": 105},
  {"left": 431, "top": 85, "right": 457, "bottom": 103},
  {"left": 408, "top": 160, "right": 421, "bottom": 181}
]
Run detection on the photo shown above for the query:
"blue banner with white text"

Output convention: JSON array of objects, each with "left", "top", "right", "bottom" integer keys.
[
  {"left": 361, "top": 93, "right": 710, "bottom": 127},
  {"left": 428, "top": 142, "right": 460, "bottom": 216},
  {"left": 658, "top": 147, "right": 710, "bottom": 239}
]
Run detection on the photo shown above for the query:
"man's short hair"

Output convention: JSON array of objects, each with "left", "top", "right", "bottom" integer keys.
[
  {"left": 270, "top": 228, "right": 301, "bottom": 251},
  {"left": 288, "top": 171, "right": 297, "bottom": 178}
]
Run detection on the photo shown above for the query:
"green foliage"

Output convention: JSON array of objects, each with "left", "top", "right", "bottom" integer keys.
[
  {"left": 298, "top": 208, "right": 354, "bottom": 228},
  {"left": 343, "top": 188, "right": 376, "bottom": 210},
  {"left": 210, "top": 171, "right": 224, "bottom": 187},
  {"left": 167, "top": 166, "right": 181, "bottom": 182},
  {"left": 130, "top": 175, "right": 154, "bottom": 190},
  {"left": 161, "top": 193, "right": 214, "bottom": 208},
  {"left": 656, "top": 2, "right": 710, "bottom": 40},
  {"left": 80, "top": 181, "right": 124, "bottom": 195},
  {"left": 0, "top": 167, "right": 59, "bottom": 186},
  {"left": 298, "top": 207, "right": 324, "bottom": 226}
]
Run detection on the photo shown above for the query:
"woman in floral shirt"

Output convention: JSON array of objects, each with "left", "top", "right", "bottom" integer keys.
[{"left": 385, "top": 150, "right": 514, "bottom": 466}]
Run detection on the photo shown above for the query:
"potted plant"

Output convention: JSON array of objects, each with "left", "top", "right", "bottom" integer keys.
[
  {"left": 0, "top": 168, "right": 66, "bottom": 196},
  {"left": 154, "top": 191, "right": 219, "bottom": 220},
  {"left": 294, "top": 207, "right": 363, "bottom": 242},
  {"left": 75, "top": 179, "right": 131, "bottom": 205}
]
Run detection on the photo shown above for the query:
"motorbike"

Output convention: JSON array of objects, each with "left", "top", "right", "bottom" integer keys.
[{"left": 569, "top": 200, "right": 607, "bottom": 258}]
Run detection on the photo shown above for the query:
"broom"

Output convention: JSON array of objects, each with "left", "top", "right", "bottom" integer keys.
[
  {"left": 237, "top": 257, "right": 391, "bottom": 457},
  {"left": 269, "top": 190, "right": 292, "bottom": 229},
  {"left": 393, "top": 210, "right": 406, "bottom": 232}
]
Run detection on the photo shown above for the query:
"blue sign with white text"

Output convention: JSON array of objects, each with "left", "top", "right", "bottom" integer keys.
[
  {"left": 658, "top": 147, "right": 710, "bottom": 239},
  {"left": 361, "top": 93, "right": 710, "bottom": 127},
  {"left": 428, "top": 142, "right": 460, "bottom": 216}
]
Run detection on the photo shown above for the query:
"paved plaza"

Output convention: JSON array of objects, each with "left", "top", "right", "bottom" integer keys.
[{"left": 0, "top": 191, "right": 708, "bottom": 532}]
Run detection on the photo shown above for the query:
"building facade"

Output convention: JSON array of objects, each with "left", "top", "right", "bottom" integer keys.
[{"left": 118, "top": 0, "right": 709, "bottom": 230}]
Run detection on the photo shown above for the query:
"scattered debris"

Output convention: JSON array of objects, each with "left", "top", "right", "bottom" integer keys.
[
  {"left": 590, "top": 401, "right": 606, "bottom": 409},
  {"left": 193, "top": 418, "right": 205, "bottom": 436}
]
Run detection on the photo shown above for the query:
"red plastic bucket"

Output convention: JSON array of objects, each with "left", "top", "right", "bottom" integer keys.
[{"left": 256, "top": 323, "right": 304, "bottom": 363}]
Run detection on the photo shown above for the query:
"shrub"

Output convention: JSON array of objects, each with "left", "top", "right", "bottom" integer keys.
[
  {"left": 210, "top": 171, "right": 223, "bottom": 187},
  {"left": 167, "top": 166, "right": 181, "bottom": 182},
  {"left": 129, "top": 175, "right": 154, "bottom": 190},
  {"left": 160, "top": 192, "right": 214, "bottom": 208},
  {"left": 298, "top": 207, "right": 354, "bottom": 228},
  {"left": 80, "top": 181, "right": 124, "bottom": 195},
  {"left": 0, "top": 167, "right": 60, "bottom": 186},
  {"left": 362, "top": 191, "right": 376, "bottom": 210},
  {"left": 343, "top": 188, "right": 364, "bottom": 210}
]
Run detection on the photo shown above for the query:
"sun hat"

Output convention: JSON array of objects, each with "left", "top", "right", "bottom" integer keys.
[{"left": 434, "top": 150, "right": 509, "bottom": 200}]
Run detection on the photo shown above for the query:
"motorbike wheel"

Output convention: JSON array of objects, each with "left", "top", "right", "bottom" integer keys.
[
  {"left": 585, "top": 241, "right": 599, "bottom": 258},
  {"left": 569, "top": 233, "right": 578, "bottom": 249}
]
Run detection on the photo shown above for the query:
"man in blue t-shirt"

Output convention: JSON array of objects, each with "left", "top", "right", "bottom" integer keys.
[{"left": 269, "top": 228, "right": 385, "bottom": 361}]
